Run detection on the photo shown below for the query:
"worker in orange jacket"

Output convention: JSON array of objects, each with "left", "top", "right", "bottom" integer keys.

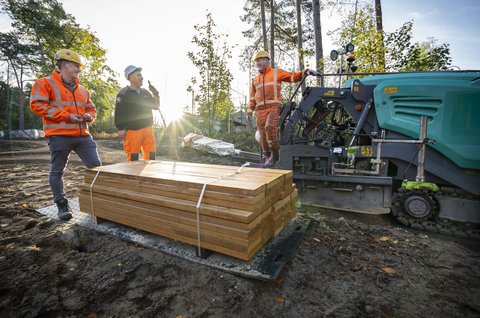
[
  {"left": 30, "top": 49, "right": 101, "bottom": 220},
  {"left": 115, "top": 65, "right": 160, "bottom": 161},
  {"left": 247, "top": 50, "right": 318, "bottom": 168}
]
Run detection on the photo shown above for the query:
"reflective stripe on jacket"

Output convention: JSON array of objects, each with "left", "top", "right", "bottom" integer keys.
[
  {"left": 30, "top": 71, "right": 96, "bottom": 137},
  {"left": 249, "top": 66, "right": 304, "bottom": 111}
]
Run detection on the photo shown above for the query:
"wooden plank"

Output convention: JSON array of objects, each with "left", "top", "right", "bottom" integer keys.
[
  {"left": 85, "top": 161, "right": 286, "bottom": 196},
  {"left": 85, "top": 170, "right": 265, "bottom": 196},
  {"left": 84, "top": 174, "right": 266, "bottom": 205},
  {"left": 79, "top": 192, "right": 266, "bottom": 231},
  {"left": 79, "top": 185, "right": 260, "bottom": 224},
  {"left": 83, "top": 202, "right": 263, "bottom": 251},
  {"left": 84, "top": 177, "right": 292, "bottom": 213},
  {"left": 89, "top": 160, "right": 292, "bottom": 180},
  {"left": 78, "top": 203, "right": 268, "bottom": 260},
  {"left": 79, "top": 161, "right": 297, "bottom": 260},
  {"left": 78, "top": 193, "right": 267, "bottom": 239},
  {"left": 85, "top": 178, "right": 266, "bottom": 212},
  {"left": 79, "top": 184, "right": 260, "bottom": 223}
]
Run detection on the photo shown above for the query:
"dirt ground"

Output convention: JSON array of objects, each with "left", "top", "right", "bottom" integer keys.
[{"left": 0, "top": 139, "right": 479, "bottom": 318}]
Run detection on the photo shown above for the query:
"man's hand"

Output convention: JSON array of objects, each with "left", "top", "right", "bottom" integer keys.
[
  {"left": 81, "top": 113, "right": 93, "bottom": 122},
  {"left": 148, "top": 80, "right": 159, "bottom": 97},
  {"left": 246, "top": 110, "right": 253, "bottom": 127},
  {"left": 305, "top": 69, "right": 320, "bottom": 76},
  {"left": 118, "top": 129, "right": 126, "bottom": 139},
  {"left": 68, "top": 114, "right": 83, "bottom": 123}
]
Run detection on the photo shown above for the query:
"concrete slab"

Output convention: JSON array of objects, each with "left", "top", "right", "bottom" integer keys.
[{"left": 37, "top": 199, "right": 310, "bottom": 281}]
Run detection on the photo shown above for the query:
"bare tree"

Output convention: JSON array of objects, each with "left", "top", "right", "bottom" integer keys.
[
  {"left": 374, "top": 0, "right": 383, "bottom": 32},
  {"left": 270, "top": 0, "right": 275, "bottom": 67},
  {"left": 375, "top": 0, "right": 385, "bottom": 70},
  {"left": 260, "top": 0, "right": 268, "bottom": 50},
  {"left": 312, "top": 0, "right": 323, "bottom": 80},
  {"left": 296, "top": 0, "right": 305, "bottom": 92},
  {"left": 296, "top": 0, "right": 304, "bottom": 71}
]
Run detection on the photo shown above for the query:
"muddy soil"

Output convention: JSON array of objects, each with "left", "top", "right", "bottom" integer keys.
[{"left": 0, "top": 139, "right": 479, "bottom": 317}]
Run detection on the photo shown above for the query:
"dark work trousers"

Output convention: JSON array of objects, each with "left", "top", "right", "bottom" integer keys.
[{"left": 47, "top": 135, "right": 101, "bottom": 203}]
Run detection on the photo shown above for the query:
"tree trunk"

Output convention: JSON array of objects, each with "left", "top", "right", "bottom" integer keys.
[
  {"left": 296, "top": 0, "right": 305, "bottom": 91},
  {"left": 312, "top": 0, "right": 324, "bottom": 84},
  {"left": 207, "top": 63, "right": 211, "bottom": 136},
  {"left": 375, "top": 0, "right": 383, "bottom": 32},
  {"left": 375, "top": 0, "right": 385, "bottom": 71},
  {"left": 19, "top": 65, "right": 25, "bottom": 131},
  {"left": 10, "top": 61, "right": 25, "bottom": 130},
  {"left": 269, "top": 0, "right": 275, "bottom": 68},
  {"left": 260, "top": 0, "right": 268, "bottom": 50},
  {"left": 6, "top": 63, "right": 12, "bottom": 131}
]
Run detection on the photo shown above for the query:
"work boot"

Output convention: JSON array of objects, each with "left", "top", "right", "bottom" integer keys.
[
  {"left": 56, "top": 198, "right": 73, "bottom": 221},
  {"left": 264, "top": 151, "right": 279, "bottom": 168}
]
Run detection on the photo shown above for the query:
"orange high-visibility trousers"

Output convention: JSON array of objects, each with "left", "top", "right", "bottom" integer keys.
[
  {"left": 255, "top": 105, "right": 281, "bottom": 153},
  {"left": 123, "top": 126, "right": 156, "bottom": 161}
]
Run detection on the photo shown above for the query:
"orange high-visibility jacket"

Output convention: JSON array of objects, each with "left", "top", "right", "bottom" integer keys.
[
  {"left": 30, "top": 71, "right": 96, "bottom": 137},
  {"left": 249, "top": 66, "right": 304, "bottom": 112}
]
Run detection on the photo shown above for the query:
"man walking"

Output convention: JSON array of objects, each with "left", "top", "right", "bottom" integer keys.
[
  {"left": 30, "top": 49, "right": 101, "bottom": 220},
  {"left": 115, "top": 65, "right": 160, "bottom": 161},
  {"left": 247, "top": 50, "right": 318, "bottom": 168}
]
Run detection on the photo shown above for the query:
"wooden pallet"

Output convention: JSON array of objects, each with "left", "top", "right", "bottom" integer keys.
[{"left": 79, "top": 161, "right": 297, "bottom": 260}]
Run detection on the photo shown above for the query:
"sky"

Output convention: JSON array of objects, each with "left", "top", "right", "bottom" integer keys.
[{"left": 0, "top": 0, "right": 479, "bottom": 122}]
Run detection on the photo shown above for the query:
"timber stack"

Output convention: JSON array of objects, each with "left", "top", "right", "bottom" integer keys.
[{"left": 78, "top": 161, "right": 298, "bottom": 260}]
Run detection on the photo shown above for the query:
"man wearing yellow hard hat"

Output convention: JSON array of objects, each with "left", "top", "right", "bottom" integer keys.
[
  {"left": 248, "top": 50, "right": 319, "bottom": 168},
  {"left": 30, "top": 48, "right": 101, "bottom": 220}
]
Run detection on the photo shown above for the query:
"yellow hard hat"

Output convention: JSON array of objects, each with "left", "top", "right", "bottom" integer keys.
[
  {"left": 252, "top": 50, "right": 270, "bottom": 62},
  {"left": 54, "top": 49, "right": 84, "bottom": 67}
]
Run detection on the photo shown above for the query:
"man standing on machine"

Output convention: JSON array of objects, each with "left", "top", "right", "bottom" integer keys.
[{"left": 247, "top": 50, "right": 318, "bottom": 168}]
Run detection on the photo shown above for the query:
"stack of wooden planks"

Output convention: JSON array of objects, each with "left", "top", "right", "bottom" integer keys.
[{"left": 78, "top": 161, "right": 297, "bottom": 260}]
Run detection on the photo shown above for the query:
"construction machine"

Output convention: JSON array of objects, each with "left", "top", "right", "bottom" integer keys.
[{"left": 277, "top": 46, "right": 480, "bottom": 237}]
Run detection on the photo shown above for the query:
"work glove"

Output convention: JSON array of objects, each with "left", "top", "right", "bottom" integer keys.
[
  {"left": 148, "top": 80, "right": 159, "bottom": 97},
  {"left": 305, "top": 69, "right": 320, "bottom": 76}
]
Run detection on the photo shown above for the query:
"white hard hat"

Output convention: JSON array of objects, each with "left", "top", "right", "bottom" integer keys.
[
  {"left": 255, "top": 130, "right": 260, "bottom": 143},
  {"left": 124, "top": 65, "right": 142, "bottom": 80}
]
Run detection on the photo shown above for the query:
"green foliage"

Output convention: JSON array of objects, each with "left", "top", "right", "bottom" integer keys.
[
  {"left": 0, "top": 0, "right": 119, "bottom": 131},
  {"left": 187, "top": 12, "right": 234, "bottom": 136},
  {"left": 0, "top": 31, "right": 41, "bottom": 130},
  {"left": 335, "top": 6, "right": 386, "bottom": 73},
  {"left": 328, "top": 3, "right": 452, "bottom": 74},
  {"left": 385, "top": 22, "right": 451, "bottom": 71}
]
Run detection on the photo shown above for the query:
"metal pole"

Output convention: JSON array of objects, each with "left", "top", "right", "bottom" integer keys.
[
  {"left": 338, "top": 52, "right": 344, "bottom": 88},
  {"left": 349, "top": 100, "right": 372, "bottom": 147},
  {"left": 228, "top": 111, "right": 231, "bottom": 133},
  {"left": 191, "top": 90, "right": 194, "bottom": 114},
  {"left": 416, "top": 116, "right": 428, "bottom": 182}
]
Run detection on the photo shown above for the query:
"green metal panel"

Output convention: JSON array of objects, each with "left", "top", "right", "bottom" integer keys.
[{"left": 345, "top": 72, "right": 480, "bottom": 169}]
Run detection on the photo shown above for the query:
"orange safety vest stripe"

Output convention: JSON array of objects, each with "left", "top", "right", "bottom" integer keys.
[
  {"left": 249, "top": 66, "right": 304, "bottom": 111},
  {"left": 30, "top": 71, "right": 96, "bottom": 137}
]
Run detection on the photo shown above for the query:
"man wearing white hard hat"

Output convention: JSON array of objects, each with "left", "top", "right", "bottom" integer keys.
[{"left": 114, "top": 65, "right": 160, "bottom": 161}]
